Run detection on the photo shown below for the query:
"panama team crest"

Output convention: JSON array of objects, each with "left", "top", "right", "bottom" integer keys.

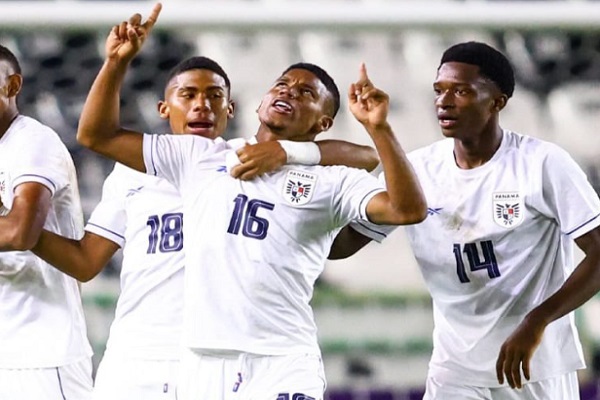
[
  {"left": 283, "top": 170, "right": 317, "bottom": 206},
  {"left": 493, "top": 192, "right": 524, "bottom": 228}
]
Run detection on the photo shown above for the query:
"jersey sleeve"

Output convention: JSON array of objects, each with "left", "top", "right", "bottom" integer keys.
[
  {"left": 85, "top": 165, "right": 127, "bottom": 247},
  {"left": 537, "top": 144, "right": 600, "bottom": 239},
  {"left": 344, "top": 170, "right": 399, "bottom": 242},
  {"left": 143, "top": 133, "right": 216, "bottom": 190},
  {"left": 11, "top": 130, "right": 69, "bottom": 196},
  {"left": 332, "top": 167, "right": 386, "bottom": 228}
]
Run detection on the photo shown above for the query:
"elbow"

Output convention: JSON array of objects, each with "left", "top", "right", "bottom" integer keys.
[
  {"left": 364, "top": 148, "right": 380, "bottom": 172},
  {"left": 76, "top": 128, "right": 97, "bottom": 150},
  {"left": 410, "top": 207, "right": 428, "bottom": 224},
  {"left": 392, "top": 203, "right": 428, "bottom": 225},
  {"left": 408, "top": 202, "right": 428, "bottom": 224}
]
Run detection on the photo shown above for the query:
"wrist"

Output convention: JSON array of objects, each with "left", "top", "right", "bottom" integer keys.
[
  {"left": 524, "top": 308, "right": 552, "bottom": 330},
  {"left": 279, "top": 140, "right": 321, "bottom": 165},
  {"left": 366, "top": 121, "right": 392, "bottom": 134}
]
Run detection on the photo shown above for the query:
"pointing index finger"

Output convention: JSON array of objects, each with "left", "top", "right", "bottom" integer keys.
[
  {"left": 144, "top": 2, "right": 162, "bottom": 29},
  {"left": 357, "top": 62, "right": 370, "bottom": 85}
]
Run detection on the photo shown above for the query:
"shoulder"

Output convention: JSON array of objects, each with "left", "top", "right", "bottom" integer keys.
[
  {"left": 502, "top": 130, "right": 572, "bottom": 163},
  {"left": 407, "top": 138, "right": 452, "bottom": 167},
  {"left": 7, "top": 116, "right": 63, "bottom": 146}
]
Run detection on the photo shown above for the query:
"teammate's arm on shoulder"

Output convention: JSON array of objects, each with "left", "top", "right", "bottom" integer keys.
[
  {"left": 32, "top": 231, "right": 119, "bottom": 282},
  {"left": 315, "top": 140, "right": 379, "bottom": 171},
  {"left": 230, "top": 139, "right": 378, "bottom": 181},
  {"left": 0, "top": 182, "right": 51, "bottom": 251}
]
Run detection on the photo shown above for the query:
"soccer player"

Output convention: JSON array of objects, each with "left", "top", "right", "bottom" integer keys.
[
  {"left": 74, "top": 4, "right": 427, "bottom": 399},
  {"left": 330, "top": 41, "right": 600, "bottom": 399},
  {"left": 31, "top": 10, "right": 381, "bottom": 400},
  {"left": 0, "top": 44, "right": 93, "bottom": 399}
]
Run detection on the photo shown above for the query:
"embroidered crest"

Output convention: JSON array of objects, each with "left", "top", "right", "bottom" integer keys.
[
  {"left": 493, "top": 192, "right": 524, "bottom": 228},
  {"left": 283, "top": 170, "right": 317, "bottom": 206}
]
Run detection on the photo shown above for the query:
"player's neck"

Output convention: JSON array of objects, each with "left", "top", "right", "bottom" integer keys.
[
  {"left": 0, "top": 110, "right": 19, "bottom": 140},
  {"left": 453, "top": 126, "right": 503, "bottom": 169}
]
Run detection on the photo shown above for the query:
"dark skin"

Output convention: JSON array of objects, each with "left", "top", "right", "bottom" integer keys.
[
  {"left": 0, "top": 59, "right": 52, "bottom": 252},
  {"left": 331, "top": 61, "right": 600, "bottom": 389},
  {"left": 76, "top": 4, "right": 426, "bottom": 227},
  {"left": 31, "top": 4, "right": 378, "bottom": 282},
  {"left": 31, "top": 68, "right": 233, "bottom": 282}
]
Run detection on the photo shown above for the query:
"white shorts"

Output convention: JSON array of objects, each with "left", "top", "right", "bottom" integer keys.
[
  {"left": 0, "top": 358, "right": 93, "bottom": 400},
  {"left": 178, "top": 349, "right": 326, "bottom": 400},
  {"left": 424, "top": 371, "right": 580, "bottom": 400},
  {"left": 92, "top": 353, "right": 179, "bottom": 400}
]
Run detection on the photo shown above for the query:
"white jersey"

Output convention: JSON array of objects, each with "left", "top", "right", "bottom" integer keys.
[
  {"left": 143, "top": 133, "right": 384, "bottom": 356},
  {"left": 0, "top": 115, "right": 92, "bottom": 368},
  {"left": 86, "top": 162, "right": 185, "bottom": 360},
  {"left": 354, "top": 130, "right": 600, "bottom": 386}
]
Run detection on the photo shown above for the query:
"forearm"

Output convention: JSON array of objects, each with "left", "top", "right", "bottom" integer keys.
[
  {"left": 316, "top": 140, "right": 379, "bottom": 171},
  {"left": 369, "top": 123, "right": 426, "bottom": 223},
  {"left": 77, "top": 59, "right": 128, "bottom": 150},
  {"left": 527, "top": 249, "right": 600, "bottom": 327},
  {"left": 76, "top": 58, "right": 145, "bottom": 171},
  {"left": 0, "top": 214, "right": 41, "bottom": 251},
  {"left": 31, "top": 231, "right": 117, "bottom": 282}
]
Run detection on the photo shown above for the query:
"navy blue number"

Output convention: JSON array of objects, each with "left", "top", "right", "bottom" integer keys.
[
  {"left": 146, "top": 213, "right": 184, "bottom": 254},
  {"left": 277, "top": 394, "right": 316, "bottom": 400},
  {"left": 146, "top": 215, "right": 160, "bottom": 254},
  {"left": 227, "top": 194, "right": 274, "bottom": 240},
  {"left": 453, "top": 240, "right": 499, "bottom": 283}
]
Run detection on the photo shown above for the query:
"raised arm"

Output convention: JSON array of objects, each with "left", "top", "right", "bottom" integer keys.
[
  {"left": 230, "top": 139, "right": 379, "bottom": 180},
  {"left": 350, "top": 64, "right": 426, "bottom": 225},
  {"left": 77, "top": 3, "right": 162, "bottom": 172},
  {"left": 32, "top": 231, "right": 120, "bottom": 282}
]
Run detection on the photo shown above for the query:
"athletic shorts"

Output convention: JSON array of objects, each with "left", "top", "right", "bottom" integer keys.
[
  {"left": 178, "top": 349, "right": 326, "bottom": 400},
  {"left": 0, "top": 358, "right": 93, "bottom": 400},
  {"left": 424, "top": 371, "right": 580, "bottom": 400},
  {"left": 92, "top": 353, "right": 179, "bottom": 400}
]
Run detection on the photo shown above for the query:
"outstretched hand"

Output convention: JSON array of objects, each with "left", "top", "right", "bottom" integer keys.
[
  {"left": 348, "top": 63, "right": 389, "bottom": 130},
  {"left": 495, "top": 317, "right": 545, "bottom": 389},
  {"left": 105, "top": 2, "right": 162, "bottom": 64}
]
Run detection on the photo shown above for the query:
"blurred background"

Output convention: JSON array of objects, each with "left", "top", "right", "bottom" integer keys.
[{"left": 1, "top": 0, "right": 600, "bottom": 398}]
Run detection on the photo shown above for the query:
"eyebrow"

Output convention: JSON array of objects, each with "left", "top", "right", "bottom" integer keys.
[{"left": 175, "top": 85, "right": 227, "bottom": 92}]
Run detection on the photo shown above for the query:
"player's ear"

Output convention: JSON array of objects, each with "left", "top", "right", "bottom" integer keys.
[
  {"left": 6, "top": 74, "right": 22, "bottom": 98},
  {"left": 318, "top": 115, "right": 333, "bottom": 133},
  {"left": 227, "top": 100, "right": 235, "bottom": 119},
  {"left": 157, "top": 100, "right": 169, "bottom": 120},
  {"left": 492, "top": 94, "right": 508, "bottom": 113}
]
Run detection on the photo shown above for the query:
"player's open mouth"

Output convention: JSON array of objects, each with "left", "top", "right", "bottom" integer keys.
[
  {"left": 272, "top": 100, "right": 293, "bottom": 114},
  {"left": 188, "top": 122, "right": 214, "bottom": 134},
  {"left": 438, "top": 119, "right": 457, "bottom": 128}
]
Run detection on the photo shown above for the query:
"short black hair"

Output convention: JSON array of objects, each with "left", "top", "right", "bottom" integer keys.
[
  {"left": 166, "top": 56, "right": 230, "bottom": 93},
  {"left": 0, "top": 44, "right": 22, "bottom": 75},
  {"left": 439, "top": 41, "right": 515, "bottom": 98},
  {"left": 282, "top": 62, "right": 340, "bottom": 118}
]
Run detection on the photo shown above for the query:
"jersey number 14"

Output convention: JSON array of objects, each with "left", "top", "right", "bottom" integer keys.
[{"left": 453, "top": 240, "right": 500, "bottom": 283}]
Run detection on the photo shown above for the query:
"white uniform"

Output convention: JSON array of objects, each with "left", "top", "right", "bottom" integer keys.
[
  {"left": 0, "top": 115, "right": 93, "bottom": 399},
  {"left": 86, "top": 162, "right": 185, "bottom": 399},
  {"left": 143, "top": 133, "right": 385, "bottom": 399},
  {"left": 352, "top": 130, "right": 600, "bottom": 397}
]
